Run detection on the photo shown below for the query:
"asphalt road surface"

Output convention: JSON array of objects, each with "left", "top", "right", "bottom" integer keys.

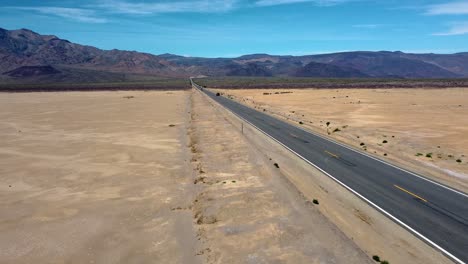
[{"left": 191, "top": 79, "right": 468, "bottom": 264}]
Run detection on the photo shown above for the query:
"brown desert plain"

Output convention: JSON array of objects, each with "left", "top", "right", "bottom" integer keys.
[
  {"left": 0, "top": 87, "right": 460, "bottom": 264},
  {"left": 0, "top": 91, "right": 199, "bottom": 263},
  {"left": 0, "top": 90, "right": 373, "bottom": 263},
  {"left": 216, "top": 88, "right": 468, "bottom": 192}
]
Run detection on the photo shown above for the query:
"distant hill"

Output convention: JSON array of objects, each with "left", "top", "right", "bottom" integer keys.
[
  {"left": 1, "top": 27, "right": 467, "bottom": 83},
  {"left": 3, "top": 65, "right": 61, "bottom": 77},
  {"left": 302, "top": 51, "right": 460, "bottom": 78},
  {"left": 294, "top": 61, "right": 368, "bottom": 78}
]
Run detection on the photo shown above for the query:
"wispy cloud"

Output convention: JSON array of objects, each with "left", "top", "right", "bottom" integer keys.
[
  {"left": 12, "top": 7, "right": 107, "bottom": 23},
  {"left": 96, "top": 0, "right": 239, "bottom": 14},
  {"left": 426, "top": 1, "right": 468, "bottom": 15},
  {"left": 433, "top": 22, "right": 468, "bottom": 36},
  {"left": 255, "top": 0, "right": 351, "bottom": 7},
  {"left": 352, "top": 24, "right": 383, "bottom": 29}
]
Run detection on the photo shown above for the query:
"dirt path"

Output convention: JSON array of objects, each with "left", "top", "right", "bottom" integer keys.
[{"left": 188, "top": 89, "right": 372, "bottom": 263}]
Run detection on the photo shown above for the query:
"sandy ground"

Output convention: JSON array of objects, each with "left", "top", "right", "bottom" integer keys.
[
  {"left": 0, "top": 91, "right": 199, "bottom": 263},
  {"left": 0, "top": 90, "right": 372, "bottom": 264},
  {"left": 1, "top": 88, "right": 456, "bottom": 264},
  {"left": 217, "top": 88, "right": 468, "bottom": 192},
  {"left": 189, "top": 89, "right": 372, "bottom": 263}
]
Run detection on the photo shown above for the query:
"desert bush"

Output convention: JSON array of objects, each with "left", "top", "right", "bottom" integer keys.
[
  {"left": 216, "top": 92, "right": 220, "bottom": 96},
  {"left": 372, "top": 255, "right": 381, "bottom": 262},
  {"left": 360, "top": 142, "right": 365, "bottom": 146},
  {"left": 426, "top": 153, "right": 433, "bottom": 158},
  {"left": 415, "top": 153, "right": 423, "bottom": 156},
  {"left": 274, "top": 163, "right": 279, "bottom": 168},
  {"left": 381, "top": 261, "right": 389, "bottom": 264},
  {"left": 333, "top": 128, "right": 341, "bottom": 132},
  {"left": 326, "top": 121, "right": 330, "bottom": 127},
  {"left": 313, "top": 199, "right": 319, "bottom": 205},
  {"left": 457, "top": 159, "right": 462, "bottom": 163},
  {"left": 197, "top": 215, "right": 217, "bottom": 225},
  {"left": 299, "top": 121, "right": 304, "bottom": 125},
  {"left": 382, "top": 140, "right": 388, "bottom": 144}
]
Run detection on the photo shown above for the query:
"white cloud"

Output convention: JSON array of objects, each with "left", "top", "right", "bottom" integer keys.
[
  {"left": 352, "top": 24, "right": 382, "bottom": 29},
  {"left": 97, "top": 0, "right": 238, "bottom": 14},
  {"left": 14, "top": 7, "right": 107, "bottom": 23},
  {"left": 255, "top": 0, "right": 350, "bottom": 7},
  {"left": 433, "top": 22, "right": 468, "bottom": 36},
  {"left": 426, "top": 1, "right": 468, "bottom": 15}
]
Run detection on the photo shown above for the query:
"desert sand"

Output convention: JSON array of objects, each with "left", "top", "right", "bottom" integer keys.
[
  {"left": 0, "top": 91, "right": 199, "bottom": 263},
  {"left": 218, "top": 88, "right": 468, "bottom": 192},
  {"left": 1, "top": 90, "right": 371, "bottom": 263},
  {"left": 0, "top": 88, "right": 457, "bottom": 264}
]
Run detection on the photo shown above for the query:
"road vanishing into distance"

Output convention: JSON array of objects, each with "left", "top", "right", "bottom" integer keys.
[{"left": 191, "top": 79, "right": 468, "bottom": 264}]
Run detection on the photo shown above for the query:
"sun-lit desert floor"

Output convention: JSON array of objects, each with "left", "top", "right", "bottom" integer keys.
[
  {"left": 218, "top": 88, "right": 468, "bottom": 192},
  {"left": 0, "top": 89, "right": 456, "bottom": 264},
  {"left": 0, "top": 91, "right": 198, "bottom": 263},
  {"left": 0, "top": 90, "right": 374, "bottom": 264}
]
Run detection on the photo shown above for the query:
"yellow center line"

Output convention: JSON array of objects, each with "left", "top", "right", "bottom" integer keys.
[
  {"left": 324, "top": 150, "right": 339, "bottom": 158},
  {"left": 394, "top": 185, "right": 428, "bottom": 202}
]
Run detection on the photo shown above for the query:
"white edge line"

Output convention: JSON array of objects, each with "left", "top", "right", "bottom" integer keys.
[{"left": 192, "top": 82, "right": 465, "bottom": 264}]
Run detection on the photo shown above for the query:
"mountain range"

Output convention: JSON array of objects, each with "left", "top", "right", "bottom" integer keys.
[{"left": 2, "top": 27, "right": 468, "bottom": 83}]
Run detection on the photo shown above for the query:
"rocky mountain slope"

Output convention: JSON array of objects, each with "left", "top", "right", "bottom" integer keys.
[{"left": 1, "top": 27, "right": 467, "bottom": 82}]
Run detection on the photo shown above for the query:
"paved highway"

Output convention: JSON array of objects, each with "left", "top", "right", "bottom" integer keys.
[{"left": 191, "top": 79, "right": 468, "bottom": 264}]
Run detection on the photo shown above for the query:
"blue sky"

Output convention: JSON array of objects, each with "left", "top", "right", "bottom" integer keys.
[{"left": 1, "top": 0, "right": 468, "bottom": 57}]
